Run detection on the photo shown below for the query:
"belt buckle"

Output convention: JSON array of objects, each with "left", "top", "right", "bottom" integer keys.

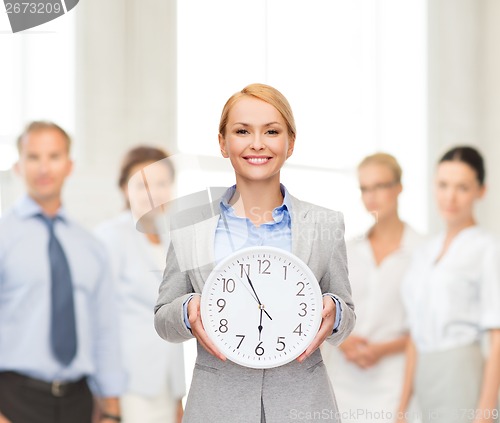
[{"left": 51, "top": 380, "right": 64, "bottom": 397}]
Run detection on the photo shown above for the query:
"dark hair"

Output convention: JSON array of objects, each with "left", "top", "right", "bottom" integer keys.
[
  {"left": 118, "top": 146, "right": 175, "bottom": 189},
  {"left": 439, "top": 146, "right": 485, "bottom": 185},
  {"left": 17, "top": 121, "right": 71, "bottom": 153}
]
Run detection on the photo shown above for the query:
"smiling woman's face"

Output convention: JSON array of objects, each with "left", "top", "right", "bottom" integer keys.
[{"left": 218, "top": 96, "right": 294, "bottom": 185}]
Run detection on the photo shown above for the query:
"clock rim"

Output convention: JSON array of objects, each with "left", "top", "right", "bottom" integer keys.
[{"left": 200, "top": 245, "right": 323, "bottom": 369}]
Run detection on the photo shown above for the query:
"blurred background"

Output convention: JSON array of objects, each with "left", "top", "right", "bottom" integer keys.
[
  {"left": 1, "top": 0, "right": 500, "bottom": 404},
  {"left": 1, "top": 0, "right": 500, "bottom": 237}
]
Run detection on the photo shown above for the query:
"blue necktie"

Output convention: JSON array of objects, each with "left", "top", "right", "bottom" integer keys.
[{"left": 39, "top": 214, "right": 77, "bottom": 366}]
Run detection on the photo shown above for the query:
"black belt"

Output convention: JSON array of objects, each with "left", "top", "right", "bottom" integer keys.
[{"left": 0, "top": 371, "right": 87, "bottom": 397}]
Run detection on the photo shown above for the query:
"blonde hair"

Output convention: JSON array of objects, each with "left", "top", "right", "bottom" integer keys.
[
  {"left": 358, "top": 153, "right": 402, "bottom": 183},
  {"left": 218, "top": 83, "right": 296, "bottom": 140}
]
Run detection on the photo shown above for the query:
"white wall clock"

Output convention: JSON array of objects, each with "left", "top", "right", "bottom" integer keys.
[{"left": 200, "top": 246, "right": 323, "bottom": 369}]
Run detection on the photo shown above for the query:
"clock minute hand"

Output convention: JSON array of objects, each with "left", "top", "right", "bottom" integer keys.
[
  {"left": 231, "top": 273, "right": 259, "bottom": 304},
  {"left": 244, "top": 271, "right": 272, "bottom": 321},
  {"left": 244, "top": 271, "right": 262, "bottom": 303}
]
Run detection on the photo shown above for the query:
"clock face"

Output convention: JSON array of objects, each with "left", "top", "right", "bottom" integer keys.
[{"left": 200, "top": 246, "right": 323, "bottom": 369}]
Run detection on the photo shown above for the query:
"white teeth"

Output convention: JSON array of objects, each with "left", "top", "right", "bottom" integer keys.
[{"left": 247, "top": 157, "right": 269, "bottom": 164}]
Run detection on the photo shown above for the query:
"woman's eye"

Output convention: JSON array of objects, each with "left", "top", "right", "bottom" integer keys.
[
  {"left": 236, "top": 129, "right": 249, "bottom": 135},
  {"left": 267, "top": 129, "right": 279, "bottom": 135}
]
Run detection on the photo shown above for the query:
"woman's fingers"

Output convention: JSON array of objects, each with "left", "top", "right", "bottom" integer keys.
[
  {"left": 297, "top": 296, "right": 336, "bottom": 362},
  {"left": 192, "top": 318, "right": 226, "bottom": 361},
  {"left": 188, "top": 295, "right": 226, "bottom": 361}
]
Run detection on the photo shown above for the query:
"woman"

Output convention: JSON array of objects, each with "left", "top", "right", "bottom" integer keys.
[
  {"left": 154, "top": 83, "right": 356, "bottom": 422},
  {"left": 398, "top": 146, "right": 500, "bottom": 423},
  {"left": 322, "top": 153, "right": 422, "bottom": 423},
  {"left": 96, "top": 146, "right": 185, "bottom": 423}
]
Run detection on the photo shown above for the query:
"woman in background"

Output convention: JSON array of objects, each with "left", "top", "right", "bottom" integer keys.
[
  {"left": 398, "top": 146, "right": 500, "bottom": 423},
  {"left": 96, "top": 146, "right": 185, "bottom": 423},
  {"left": 323, "top": 153, "right": 422, "bottom": 423}
]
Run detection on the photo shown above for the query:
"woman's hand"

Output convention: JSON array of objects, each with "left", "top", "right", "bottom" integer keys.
[
  {"left": 473, "top": 413, "right": 495, "bottom": 423},
  {"left": 340, "top": 336, "right": 383, "bottom": 368},
  {"left": 175, "top": 399, "right": 184, "bottom": 423},
  {"left": 339, "top": 335, "right": 368, "bottom": 362},
  {"left": 187, "top": 295, "right": 226, "bottom": 361},
  {"left": 297, "top": 296, "right": 336, "bottom": 363},
  {"left": 356, "top": 343, "right": 383, "bottom": 368},
  {"left": 474, "top": 329, "right": 500, "bottom": 423},
  {"left": 394, "top": 411, "right": 408, "bottom": 423}
]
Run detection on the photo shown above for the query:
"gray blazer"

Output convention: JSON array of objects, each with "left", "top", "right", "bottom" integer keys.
[{"left": 155, "top": 193, "right": 355, "bottom": 423}]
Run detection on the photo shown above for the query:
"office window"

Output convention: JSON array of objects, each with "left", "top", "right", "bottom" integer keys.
[
  {"left": 0, "top": 10, "right": 75, "bottom": 213},
  {"left": 177, "top": 0, "right": 427, "bottom": 235}
]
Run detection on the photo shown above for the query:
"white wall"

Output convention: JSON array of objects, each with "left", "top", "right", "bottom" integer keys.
[
  {"left": 427, "top": 0, "right": 500, "bottom": 236},
  {"left": 1, "top": 0, "right": 499, "bottom": 234},
  {"left": 0, "top": 8, "right": 76, "bottom": 216},
  {"left": 479, "top": 0, "right": 500, "bottom": 237},
  {"left": 0, "top": 0, "right": 178, "bottom": 227},
  {"left": 177, "top": 0, "right": 427, "bottom": 239}
]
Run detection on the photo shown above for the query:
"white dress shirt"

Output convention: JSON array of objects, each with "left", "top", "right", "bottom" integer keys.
[
  {"left": 402, "top": 226, "right": 500, "bottom": 352},
  {"left": 323, "top": 224, "right": 422, "bottom": 422}
]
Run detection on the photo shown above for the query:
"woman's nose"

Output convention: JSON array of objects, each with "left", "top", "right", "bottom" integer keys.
[{"left": 250, "top": 134, "right": 265, "bottom": 150}]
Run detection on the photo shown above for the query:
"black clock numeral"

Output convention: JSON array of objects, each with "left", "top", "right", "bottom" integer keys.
[
  {"left": 219, "top": 319, "right": 228, "bottom": 333},
  {"left": 239, "top": 263, "right": 250, "bottom": 278},
  {"left": 221, "top": 278, "right": 235, "bottom": 293},
  {"left": 293, "top": 323, "right": 303, "bottom": 336},
  {"left": 296, "top": 282, "right": 305, "bottom": 296},
  {"left": 255, "top": 342, "right": 265, "bottom": 356},
  {"left": 258, "top": 259, "right": 271, "bottom": 274},
  {"left": 276, "top": 336, "right": 286, "bottom": 351},
  {"left": 217, "top": 298, "right": 226, "bottom": 313},
  {"left": 283, "top": 265, "right": 288, "bottom": 280},
  {"left": 298, "top": 302, "right": 307, "bottom": 317},
  {"left": 236, "top": 334, "right": 245, "bottom": 349}
]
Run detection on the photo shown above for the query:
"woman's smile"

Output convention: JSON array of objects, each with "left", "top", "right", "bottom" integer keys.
[{"left": 244, "top": 155, "right": 272, "bottom": 165}]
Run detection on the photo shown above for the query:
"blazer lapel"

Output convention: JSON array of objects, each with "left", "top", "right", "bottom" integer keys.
[
  {"left": 290, "top": 195, "right": 316, "bottom": 265},
  {"left": 193, "top": 202, "right": 221, "bottom": 288}
]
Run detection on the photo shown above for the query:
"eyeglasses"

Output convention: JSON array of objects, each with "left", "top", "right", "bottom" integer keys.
[{"left": 359, "top": 181, "right": 398, "bottom": 194}]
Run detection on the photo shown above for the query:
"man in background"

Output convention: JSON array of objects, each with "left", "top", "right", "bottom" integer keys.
[{"left": 0, "top": 121, "right": 125, "bottom": 423}]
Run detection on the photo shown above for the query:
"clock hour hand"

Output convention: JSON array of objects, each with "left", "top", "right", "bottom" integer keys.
[
  {"left": 262, "top": 308, "right": 272, "bottom": 321},
  {"left": 244, "top": 271, "right": 272, "bottom": 321},
  {"left": 258, "top": 309, "right": 263, "bottom": 341}
]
